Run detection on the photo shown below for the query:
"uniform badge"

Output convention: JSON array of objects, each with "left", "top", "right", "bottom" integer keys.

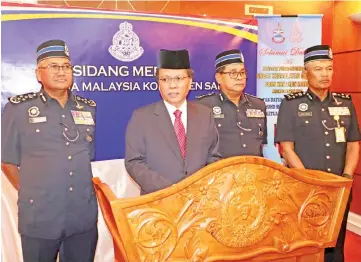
[
  {"left": 75, "top": 100, "right": 84, "bottom": 110},
  {"left": 212, "top": 106, "right": 224, "bottom": 118},
  {"left": 246, "top": 109, "right": 265, "bottom": 118},
  {"left": 28, "top": 106, "right": 40, "bottom": 117},
  {"left": 71, "top": 110, "right": 95, "bottom": 125},
  {"left": 64, "top": 44, "right": 70, "bottom": 56},
  {"left": 213, "top": 106, "right": 222, "bottom": 115},
  {"left": 328, "top": 107, "right": 350, "bottom": 116},
  {"left": 86, "top": 134, "right": 93, "bottom": 142},
  {"left": 298, "top": 103, "right": 308, "bottom": 112}
]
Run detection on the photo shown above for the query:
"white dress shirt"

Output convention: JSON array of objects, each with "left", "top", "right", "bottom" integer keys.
[{"left": 163, "top": 100, "right": 187, "bottom": 133}]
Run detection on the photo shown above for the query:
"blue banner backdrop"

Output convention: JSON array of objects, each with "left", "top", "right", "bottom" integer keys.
[{"left": 1, "top": 3, "right": 258, "bottom": 160}]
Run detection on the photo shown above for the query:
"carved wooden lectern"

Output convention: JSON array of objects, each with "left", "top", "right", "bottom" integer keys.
[{"left": 93, "top": 156, "right": 352, "bottom": 262}]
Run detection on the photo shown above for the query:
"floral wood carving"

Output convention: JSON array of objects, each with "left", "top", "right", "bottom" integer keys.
[{"left": 124, "top": 163, "right": 343, "bottom": 261}]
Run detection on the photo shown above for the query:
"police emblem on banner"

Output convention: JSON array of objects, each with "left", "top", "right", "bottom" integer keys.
[{"left": 109, "top": 22, "right": 144, "bottom": 62}]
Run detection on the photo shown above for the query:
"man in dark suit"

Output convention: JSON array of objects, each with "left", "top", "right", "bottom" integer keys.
[{"left": 125, "top": 49, "right": 222, "bottom": 194}]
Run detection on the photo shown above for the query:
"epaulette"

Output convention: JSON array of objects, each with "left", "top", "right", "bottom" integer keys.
[
  {"left": 75, "top": 95, "right": 96, "bottom": 107},
  {"left": 195, "top": 92, "right": 215, "bottom": 100},
  {"left": 8, "top": 92, "right": 38, "bottom": 104},
  {"left": 284, "top": 92, "right": 306, "bottom": 100},
  {"left": 331, "top": 92, "right": 351, "bottom": 100},
  {"left": 245, "top": 93, "right": 264, "bottom": 100}
]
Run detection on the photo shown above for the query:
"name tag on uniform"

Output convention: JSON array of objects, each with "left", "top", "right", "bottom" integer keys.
[
  {"left": 246, "top": 109, "right": 265, "bottom": 118},
  {"left": 328, "top": 107, "right": 350, "bottom": 116},
  {"left": 71, "top": 110, "right": 95, "bottom": 125},
  {"left": 298, "top": 112, "right": 312, "bottom": 117},
  {"left": 29, "top": 116, "right": 47, "bottom": 124},
  {"left": 213, "top": 114, "right": 225, "bottom": 119}
]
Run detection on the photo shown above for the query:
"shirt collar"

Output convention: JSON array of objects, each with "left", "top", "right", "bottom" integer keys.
[
  {"left": 163, "top": 100, "right": 187, "bottom": 116},
  {"left": 39, "top": 88, "right": 74, "bottom": 106},
  {"left": 219, "top": 91, "right": 249, "bottom": 106},
  {"left": 306, "top": 89, "right": 336, "bottom": 104}
]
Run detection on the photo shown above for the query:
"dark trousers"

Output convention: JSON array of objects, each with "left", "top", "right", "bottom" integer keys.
[
  {"left": 21, "top": 226, "right": 98, "bottom": 262},
  {"left": 324, "top": 195, "right": 352, "bottom": 262}
]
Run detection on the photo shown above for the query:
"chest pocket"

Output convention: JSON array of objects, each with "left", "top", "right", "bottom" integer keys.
[
  {"left": 339, "top": 115, "right": 351, "bottom": 128},
  {"left": 77, "top": 125, "right": 95, "bottom": 144},
  {"left": 21, "top": 115, "right": 63, "bottom": 151},
  {"left": 295, "top": 117, "right": 320, "bottom": 139},
  {"left": 249, "top": 118, "right": 266, "bottom": 139}
]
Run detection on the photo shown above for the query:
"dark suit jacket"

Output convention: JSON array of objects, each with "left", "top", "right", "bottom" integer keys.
[{"left": 125, "top": 100, "right": 222, "bottom": 194}]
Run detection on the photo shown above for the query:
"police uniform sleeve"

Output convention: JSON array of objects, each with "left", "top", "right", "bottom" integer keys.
[
  {"left": 262, "top": 101, "right": 268, "bottom": 144},
  {"left": 207, "top": 109, "right": 222, "bottom": 163},
  {"left": 275, "top": 99, "right": 295, "bottom": 143},
  {"left": 1, "top": 102, "right": 21, "bottom": 166},
  {"left": 90, "top": 106, "right": 96, "bottom": 161},
  {"left": 347, "top": 101, "right": 361, "bottom": 142}
]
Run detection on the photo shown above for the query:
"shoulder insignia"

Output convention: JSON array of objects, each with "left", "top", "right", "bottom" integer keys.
[
  {"left": 284, "top": 91, "right": 306, "bottom": 100},
  {"left": 245, "top": 93, "right": 263, "bottom": 100},
  {"left": 75, "top": 95, "right": 96, "bottom": 107},
  {"left": 8, "top": 92, "right": 38, "bottom": 104},
  {"left": 195, "top": 92, "right": 215, "bottom": 100},
  {"left": 331, "top": 92, "right": 351, "bottom": 100}
]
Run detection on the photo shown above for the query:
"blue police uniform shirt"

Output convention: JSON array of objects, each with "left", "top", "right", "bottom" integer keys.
[
  {"left": 1, "top": 90, "right": 98, "bottom": 239},
  {"left": 196, "top": 92, "right": 267, "bottom": 158},
  {"left": 275, "top": 89, "right": 361, "bottom": 176}
]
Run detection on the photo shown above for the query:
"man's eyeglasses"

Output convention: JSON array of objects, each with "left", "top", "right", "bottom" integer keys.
[
  {"left": 38, "top": 64, "right": 73, "bottom": 74},
  {"left": 159, "top": 76, "right": 189, "bottom": 84},
  {"left": 220, "top": 71, "right": 246, "bottom": 79}
]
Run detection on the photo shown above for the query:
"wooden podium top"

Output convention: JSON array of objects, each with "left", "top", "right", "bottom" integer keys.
[{"left": 93, "top": 156, "right": 352, "bottom": 262}]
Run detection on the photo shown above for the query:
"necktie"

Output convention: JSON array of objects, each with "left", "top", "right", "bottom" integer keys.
[{"left": 173, "top": 109, "right": 186, "bottom": 159}]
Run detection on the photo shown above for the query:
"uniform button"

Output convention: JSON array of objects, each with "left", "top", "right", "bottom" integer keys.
[
  {"left": 305, "top": 120, "right": 309, "bottom": 124},
  {"left": 243, "top": 144, "right": 247, "bottom": 148},
  {"left": 218, "top": 124, "right": 221, "bottom": 127},
  {"left": 69, "top": 172, "right": 73, "bottom": 176},
  {"left": 326, "top": 143, "right": 330, "bottom": 147},
  {"left": 62, "top": 115, "right": 66, "bottom": 118},
  {"left": 341, "top": 121, "right": 344, "bottom": 124},
  {"left": 240, "top": 132, "right": 244, "bottom": 136},
  {"left": 87, "top": 128, "right": 90, "bottom": 132},
  {"left": 324, "top": 120, "right": 327, "bottom": 123},
  {"left": 327, "top": 168, "right": 331, "bottom": 172},
  {"left": 29, "top": 199, "right": 34, "bottom": 204},
  {"left": 237, "top": 109, "right": 240, "bottom": 113},
  {"left": 237, "top": 122, "right": 241, "bottom": 125},
  {"left": 68, "top": 156, "right": 72, "bottom": 160},
  {"left": 66, "top": 142, "right": 70, "bottom": 146},
  {"left": 64, "top": 128, "right": 68, "bottom": 131},
  {"left": 321, "top": 108, "right": 325, "bottom": 112},
  {"left": 325, "top": 131, "right": 329, "bottom": 135},
  {"left": 69, "top": 187, "right": 73, "bottom": 192},
  {"left": 259, "top": 123, "right": 262, "bottom": 126},
  {"left": 36, "top": 129, "right": 40, "bottom": 132},
  {"left": 326, "top": 156, "right": 330, "bottom": 159}
]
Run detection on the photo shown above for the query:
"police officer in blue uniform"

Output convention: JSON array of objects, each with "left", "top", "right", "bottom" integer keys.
[
  {"left": 196, "top": 49, "right": 267, "bottom": 158},
  {"left": 1, "top": 40, "right": 98, "bottom": 262},
  {"left": 275, "top": 44, "right": 360, "bottom": 262}
]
